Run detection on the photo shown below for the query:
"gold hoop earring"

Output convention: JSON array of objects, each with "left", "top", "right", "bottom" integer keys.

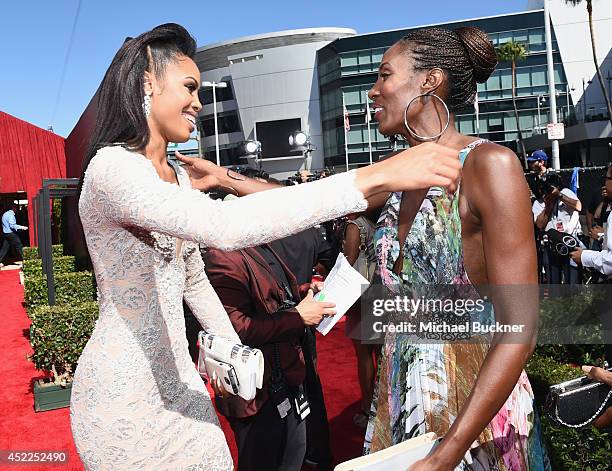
[{"left": 403, "top": 92, "right": 450, "bottom": 141}]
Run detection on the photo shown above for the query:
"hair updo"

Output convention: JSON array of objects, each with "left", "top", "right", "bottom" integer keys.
[{"left": 397, "top": 26, "right": 497, "bottom": 111}]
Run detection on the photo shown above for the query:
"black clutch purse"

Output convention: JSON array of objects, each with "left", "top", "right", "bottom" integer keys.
[{"left": 546, "top": 366, "right": 612, "bottom": 428}]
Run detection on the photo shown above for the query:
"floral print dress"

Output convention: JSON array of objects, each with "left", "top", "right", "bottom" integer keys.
[{"left": 364, "top": 140, "right": 550, "bottom": 470}]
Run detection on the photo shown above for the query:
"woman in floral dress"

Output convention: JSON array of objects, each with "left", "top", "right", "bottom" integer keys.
[{"left": 364, "top": 26, "right": 550, "bottom": 470}]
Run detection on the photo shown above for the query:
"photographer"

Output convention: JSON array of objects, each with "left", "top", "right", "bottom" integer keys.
[
  {"left": 571, "top": 164, "right": 612, "bottom": 367},
  {"left": 571, "top": 164, "right": 612, "bottom": 277},
  {"left": 525, "top": 149, "right": 553, "bottom": 199},
  {"left": 204, "top": 244, "right": 335, "bottom": 471},
  {"left": 532, "top": 169, "right": 582, "bottom": 284},
  {"left": 586, "top": 184, "right": 611, "bottom": 250}
]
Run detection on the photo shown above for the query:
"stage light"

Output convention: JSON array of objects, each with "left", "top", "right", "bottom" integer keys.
[
  {"left": 289, "top": 131, "right": 313, "bottom": 152},
  {"left": 238, "top": 140, "right": 262, "bottom": 157}
]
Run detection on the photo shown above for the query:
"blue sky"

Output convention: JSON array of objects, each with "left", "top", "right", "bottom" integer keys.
[{"left": 1, "top": 0, "right": 530, "bottom": 137}]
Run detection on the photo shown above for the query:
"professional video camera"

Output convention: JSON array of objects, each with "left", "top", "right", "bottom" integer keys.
[
  {"left": 534, "top": 170, "right": 564, "bottom": 199},
  {"left": 545, "top": 228, "right": 581, "bottom": 257}
]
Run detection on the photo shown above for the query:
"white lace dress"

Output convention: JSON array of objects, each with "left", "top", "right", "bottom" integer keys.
[{"left": 71, "top": 145, "right": 368, "bottom": 470}]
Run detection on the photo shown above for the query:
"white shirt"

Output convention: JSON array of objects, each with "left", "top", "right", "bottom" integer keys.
[
  {"left": 581, "top": 211, "right": 612, "bottom": 275},
  {"left": 532, "top": 188, "right": 581, "bottom": 237}
]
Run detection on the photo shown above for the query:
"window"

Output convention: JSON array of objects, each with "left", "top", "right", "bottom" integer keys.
[
  {"left": 529, "top": 28, "right": 544, "bottom": 45},
  {"left": 344, "top": 87, "right": 361, "bottom": 106},
  {"left": 204, "top": 146, "right": 244, "bottom": 167},
  {"left": 514, "top": 30, "right": 528, "bottom": 43},
  {"left": 341, "top": 53, "right": 358, "bottom": 67},
  {"left": 500, "top": 69, "right": 513, "bottom": 90},
  {"left": 487, "top": 71, "right": 502, "bottom": 91},
  {"left": 516, "top": 69, "right": 531, "bottom": 88},
  {"left": 200, "top": 111, "right": 241, "bottom": 136},
  {"left": 372, "top": 48, "right": 385, "bottom": 64},
  {"left": 199, "top": 82, "right": 234, "bottom": 105},
  {"left": 498, "top": 31, "right": 513, "bottom": 44},
  {"left": 255, "top": 118, "right": 303, "bottom": 159},
  {"left": 531, "top": 66, "right": 546, "bottom": 86}
]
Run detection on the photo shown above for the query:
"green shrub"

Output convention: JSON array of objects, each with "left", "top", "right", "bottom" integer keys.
[
  {"left": 23, "top": 247, "right": 39, "bottom": 260},
  {"left": 24, "top": 271, "right": 96, "bottom": 310},
  {"left": 22, "top": 244, "right": 64, "bottom": 261},
  {"left": 527, "top": 350, "right": 612, "bottom": 470},
  {"left": 22, "top": 255, "right": 76, "bottom": 278},
  {"left": 29, "top": 301, "right": 99, "bottom": 383}
]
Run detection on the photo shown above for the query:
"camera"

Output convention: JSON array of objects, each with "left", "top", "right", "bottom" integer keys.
[
  {"left": 545, "top": 229, "right": 580, "bottom": 257},
  {"left": 534, "top": 171, "right": 563, "bottom": 199}
]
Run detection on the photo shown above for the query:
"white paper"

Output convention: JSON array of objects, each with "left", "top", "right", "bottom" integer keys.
[
  {"left": 315, "top": 253, "right": 370, "bottom": 335},
  {"left": 334, "top": 433, "right": 437, "bottom": 471}
]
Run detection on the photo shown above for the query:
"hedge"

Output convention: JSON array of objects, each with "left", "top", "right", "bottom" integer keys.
[
  {"left": 23, "top": 244, "right": 63, "bottom": 261},
  {"left": 24, "top": 271, "right": 96, "bottom": 310},
  {"left": 22, "top": 255, "right": 76, "bottom": 278},
  {"left": 526, "top": 350, "right": 611, "bottom": 470},
  {"left": 29, "top": 301, "right": 99, "bottom": 382}
]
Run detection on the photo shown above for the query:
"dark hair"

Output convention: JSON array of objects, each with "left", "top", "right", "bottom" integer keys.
[
  {"left": 397, "top": 26, "right": 497, "bottom": 111},
  {"left": 80, "top": 23, "right": 196, "bottom": 185}
]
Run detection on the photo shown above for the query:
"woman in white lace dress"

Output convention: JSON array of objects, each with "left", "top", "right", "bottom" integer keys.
[{"left": 71, "top": 23, "right": 462, "bottom": 470}]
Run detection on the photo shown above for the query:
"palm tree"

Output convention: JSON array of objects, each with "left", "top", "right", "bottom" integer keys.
[
  {"left": 497, "top": 41, "right": 528, "bottom": 168},
  {"left": 564, "top": 0, "right": 612, "bottom": 127}
]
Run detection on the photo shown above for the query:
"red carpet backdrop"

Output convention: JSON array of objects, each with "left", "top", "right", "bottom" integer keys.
[{"left": 0, "top": 112, "right": 66, "bottom": 236}]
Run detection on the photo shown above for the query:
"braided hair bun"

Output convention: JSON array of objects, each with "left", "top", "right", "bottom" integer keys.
[
  {"left": 398, "top": 26, "right": 497, "bottom": 111},
  {"left": 454, "top": 26, "right": 497, "bottom": 84}
]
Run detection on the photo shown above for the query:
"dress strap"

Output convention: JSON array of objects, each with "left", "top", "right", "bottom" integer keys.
[{"left": 459, "top": 139, "right": 488, "bottom": 166}]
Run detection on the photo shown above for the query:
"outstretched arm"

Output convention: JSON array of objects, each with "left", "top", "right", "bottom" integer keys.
[
  {"left": 85, "top": 144, "right": 459, "bottom": 252},
  {"left": 420, "top": 146, "right": 539, "bottom": 470}
]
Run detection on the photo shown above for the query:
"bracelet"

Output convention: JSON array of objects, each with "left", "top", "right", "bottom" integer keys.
[{"left": 227, "top": 168, "right": 246, "bottom": 181}]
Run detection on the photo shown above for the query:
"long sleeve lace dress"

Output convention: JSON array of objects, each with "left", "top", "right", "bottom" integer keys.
[{"left": 70, "top": 145, "right": 368, "bottom": 470}]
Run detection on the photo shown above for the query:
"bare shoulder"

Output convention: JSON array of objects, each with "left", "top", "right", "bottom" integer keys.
[{"left": 463, "top": 141, "right": 526, "bottom": 187}]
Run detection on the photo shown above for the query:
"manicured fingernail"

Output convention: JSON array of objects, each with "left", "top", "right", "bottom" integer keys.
[{"left": 582, "top": 365, "right": 592, "bottom": 373}]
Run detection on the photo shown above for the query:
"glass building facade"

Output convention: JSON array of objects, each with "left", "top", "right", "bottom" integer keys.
[{"left": 317, "top": 10, "right": 572, "bottom": 168}]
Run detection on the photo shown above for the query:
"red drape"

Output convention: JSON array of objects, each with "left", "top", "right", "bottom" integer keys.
[{"left": 0, "top": 112, "right": 66, "bottom": 242}]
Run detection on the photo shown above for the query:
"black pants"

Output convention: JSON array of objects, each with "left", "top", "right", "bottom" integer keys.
[
  {"left": 0, "top": 232, "right": 23, "bottom": 263},
  {"left": 228, "top": 398, "right": 307, "bottom": 471},
  {"left": 302, "top": 328, "right": 333, "bottom": 469}
]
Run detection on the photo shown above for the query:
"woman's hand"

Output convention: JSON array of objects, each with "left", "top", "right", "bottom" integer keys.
[
  {"left": 582, "top": 365, "right": 612, "bottom": 429},
  {"left": 354, "top": 142, "right": 462, "bottom": 197},
  {"left": 582, "top": 365, "right": 612, "bottom": 387},
  {"left": 210, "top": 372, "right": 231, "bottom": 399},
  {"left": 176, "top": 151, "right": 281, "bottom": 195},
  {"left": 175, "top": 152, "right": 222, "bottom": 191},
  {"left": 406, "top": 456, "right": 451, "bottom": 471}
]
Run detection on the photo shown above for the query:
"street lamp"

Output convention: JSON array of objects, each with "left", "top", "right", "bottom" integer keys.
[
  {"left": 201, "top": 80, "right": 227, "bottom": 166},
  {"left": 536, "top": 94, "right": 546, "bottom": 133},
  {"left": 289, "top": 131, "right": 316, "bottom": 171}
]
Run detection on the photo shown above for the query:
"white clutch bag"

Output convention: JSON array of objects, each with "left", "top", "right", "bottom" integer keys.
[
  {"left": 197, "top": 331, "right": 264, "bottom": 401},
  {"left": 334, "top": 433, "right": 437, "bottom": 471}
]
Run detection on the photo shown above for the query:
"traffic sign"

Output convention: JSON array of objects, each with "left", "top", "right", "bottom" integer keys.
[{"left": 547, "top": 123, "right": 565, "bottom": 140}]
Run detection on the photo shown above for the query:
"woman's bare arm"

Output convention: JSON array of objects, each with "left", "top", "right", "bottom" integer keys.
[{"left": 426, "top": 145, "right": 539, "bottom": 469}]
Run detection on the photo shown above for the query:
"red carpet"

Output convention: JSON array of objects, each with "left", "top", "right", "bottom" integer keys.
[{"left": 0, "top": 270, "right": 364, "bottom": 470}]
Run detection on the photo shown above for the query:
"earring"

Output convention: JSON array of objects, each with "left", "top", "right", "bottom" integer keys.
[
  {"left": 403, "top": 92, "right": 450, "bottom": 141},
  {"left": 142, "top": 93, "right": 152, "bottom": 117}
]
